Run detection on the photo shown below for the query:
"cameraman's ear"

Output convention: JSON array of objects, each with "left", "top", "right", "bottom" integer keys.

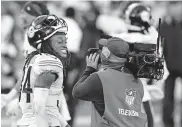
[{"left": 102, "top": 47, "right": 110, "bottom": 59}]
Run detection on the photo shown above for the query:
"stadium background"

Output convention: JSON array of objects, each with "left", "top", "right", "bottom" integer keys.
[{"left": 1, "top": 1, "right": 182, "bottom": 127}]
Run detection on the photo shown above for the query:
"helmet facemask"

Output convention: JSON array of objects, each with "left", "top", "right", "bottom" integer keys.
[
  {"left": 27, "top": 15, "right": 68, "bottom": 49},
  {"left": 27, "top": 15, "right": 70, "bottom": 75}
]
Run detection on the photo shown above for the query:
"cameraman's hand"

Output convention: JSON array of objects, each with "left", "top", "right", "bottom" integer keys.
[{"left": 86, "top": 53, "right": 100, "bottom": 70}]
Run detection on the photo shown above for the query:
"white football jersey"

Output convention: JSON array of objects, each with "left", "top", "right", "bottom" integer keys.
[{"left": 18, "top": 53, "right": 65, "bottom": 126}]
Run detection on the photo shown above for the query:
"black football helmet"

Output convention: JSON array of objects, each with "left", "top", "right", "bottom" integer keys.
[
  {"left": 125, "top": 3, "right": 152, "bottom": 29},
  {"left": 27, "top": 14, "right": 68, "bottom": 49}
]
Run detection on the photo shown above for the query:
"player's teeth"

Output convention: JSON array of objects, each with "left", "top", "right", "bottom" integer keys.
[{"left": 61, "top": 50, "right": 67, "bottom": 53}]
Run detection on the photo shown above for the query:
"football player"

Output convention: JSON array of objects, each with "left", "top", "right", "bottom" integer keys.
[
  {"left": 1, "top": 2, "right": 50, "bottom": 127},
  {"left": 1, "top": 2, "right": 70, "bottom": 127},
  {"left": 1, "top": 1, "right": 50, "bottom": 110},
  {"left": 18, "top": 14, "right": 70, "bottom": 127},
  {"left": 1, "top": 1, "right": 49, "bottom": 110},
  {"left": 111, "top": 3, "right": 165, "bottom": 127}
]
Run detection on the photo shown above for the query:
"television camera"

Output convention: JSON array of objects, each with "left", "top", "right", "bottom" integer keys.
[{"left": 87, "top": 19, "right": 164, "bottom": 80}]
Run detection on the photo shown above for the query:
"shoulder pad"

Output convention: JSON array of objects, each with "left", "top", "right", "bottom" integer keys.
[
  {"left": 35, "top": 53, "right": 63, "bottom": 68},
  {"left": 33, "top": 53, "right": 63, "bottom": 74}
]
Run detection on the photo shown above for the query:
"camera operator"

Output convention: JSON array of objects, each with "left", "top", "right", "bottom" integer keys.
[
  {"left": 73, "top": 37, "right": 147, "bottom": 127},
  {"left": 112, "top": 3, "right": 165, "bottom": 127}
]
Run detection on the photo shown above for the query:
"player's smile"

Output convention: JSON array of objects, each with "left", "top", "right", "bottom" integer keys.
[
  {"left": 49, "top": 34, "right": 68, "bottom": 58},
  {"left": 60, "top": 48, "right": 67, "bottom": 53},
  {"left": 59, "top": 48, "right": 68, "bottom": 56}
]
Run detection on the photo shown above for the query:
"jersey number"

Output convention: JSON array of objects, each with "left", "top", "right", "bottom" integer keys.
[{"left": 19, "top": 66, "right": 33, "bottom": 103}]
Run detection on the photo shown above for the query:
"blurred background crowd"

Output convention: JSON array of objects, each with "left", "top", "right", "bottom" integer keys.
[{"left": 1, "top": 1, "right": 182, "bottom": 127}]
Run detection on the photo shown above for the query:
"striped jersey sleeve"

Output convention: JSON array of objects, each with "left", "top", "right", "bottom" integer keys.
[{"left": 33, "top": 54, "right": 63, "bottom": 75}]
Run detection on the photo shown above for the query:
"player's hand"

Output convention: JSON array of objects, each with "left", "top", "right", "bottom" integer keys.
[
  {"left": 1, "top": 94, "right": 10, "bottom": 109},
  {"left": 86, "top": 53, "right": 100, "bottom": 70},
  {"left": 6, "top": 98, "right": 21, "bottom": 118}
]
